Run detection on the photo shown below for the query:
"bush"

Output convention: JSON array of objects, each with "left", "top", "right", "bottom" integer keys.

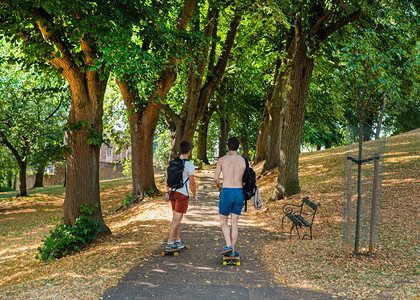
[{"left": 36, "top": 204, "right": 100, "bottom": 262}]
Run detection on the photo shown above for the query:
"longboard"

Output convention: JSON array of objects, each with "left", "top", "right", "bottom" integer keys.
[
  {"left": 161, "top": 245, "right": 190, "bottom": 257},
  {"left": 222, "top": 255, "right": 240, "bottom": 265}
]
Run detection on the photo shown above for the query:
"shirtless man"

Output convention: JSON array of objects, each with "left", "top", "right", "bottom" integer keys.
[{"left": 213, "top": 137, "right": 246, "bottom": 257}]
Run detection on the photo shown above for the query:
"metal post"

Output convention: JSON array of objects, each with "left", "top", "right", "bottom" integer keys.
[
  {"left": 346, "top": 158, "right": 353, "bottom": 258},
  {"left": 369, "top": 155, "right": 380, "bottom": 253},
  {"left": 355, "top": 124, "right": 364, "bottom": 254}
]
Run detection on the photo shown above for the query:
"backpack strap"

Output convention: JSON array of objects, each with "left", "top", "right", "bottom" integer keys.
[
  {"left": 182, "top": 159, "right": 190, "bottom": 197},
  {"left": 243, "top": 157, "right": 249, "bottom": 212}
]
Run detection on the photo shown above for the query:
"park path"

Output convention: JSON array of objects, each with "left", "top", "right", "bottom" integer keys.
[{"left": 102, "top": 171, "right": 340, "bottom": 299}]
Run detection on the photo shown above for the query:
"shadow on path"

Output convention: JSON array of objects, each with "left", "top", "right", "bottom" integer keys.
[{"left": 103, "top": 171, "right": 342, "bottom": 299}]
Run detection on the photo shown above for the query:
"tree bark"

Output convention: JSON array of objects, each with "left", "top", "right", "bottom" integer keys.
[
  {"left": 197, "top": 104, "right": 216, "bottom": 164},
  {"left": 63, "top": 71, "right": 111, "bottom": 235},
  {"left": 117, "top": 80, "right": 161, "bottom": 203},
  {"left": 262, "top": 67, "right": 288, "bottom": 172},
  {"left": 164, "top": 9, "right": 242, "bottom": 159},
  {"left": 271, "top": 6, "right": 361, "bottom": 200},
  {"left": 0, "top": 133, "right": 29, "bottom": 196},
  {"left": 7, "top": 171, "right": 13, "bottom": 188},
  {"left": 18, "top": 161, "right": 28, "bottom": 197},
  {"left": 33, "top": 164, "right": 45, "bottom": 188},
  {"left": 240, "top": 125, "right": 249, "bottom": 159},
  {"left": 117, "top": 0, "right": 198, "bottom": 201},
  {"left": 218, "top": 114, "right": 229, "bottom": 157},
  {"left": 262, "top": 34, "right": 294, "bottom": 172},
  {"left": 253, "top": 101, "right": 270, "bottom": 164},
  {"left": 273, "top": 35, "right": 315, "bottom": 199}
]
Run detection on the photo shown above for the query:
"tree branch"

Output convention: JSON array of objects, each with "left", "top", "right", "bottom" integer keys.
[
  {"left": 44, "top": 97, "right": 64, "bottom": 121},
  {"left": 317, "top": 8, "right": 362, "bottom": 41},
  {"left": 33, "top": 8, "right": 78, "bottom": 74}
]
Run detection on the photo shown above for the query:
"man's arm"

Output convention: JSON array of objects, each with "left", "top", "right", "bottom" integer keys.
[
  {"left": 189, "top": 174, "right": 199, "bottom": 204},
  {"left": 213, "top": 159, "right": 222, "bottom": 192}
]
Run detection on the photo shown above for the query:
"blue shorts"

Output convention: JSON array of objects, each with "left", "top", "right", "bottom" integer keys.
[{"left": 219, "top": 188, "right": 244, "bottom": 216}]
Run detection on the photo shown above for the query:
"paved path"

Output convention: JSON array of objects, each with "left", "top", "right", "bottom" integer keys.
[{"left": 102, "top": 171, "right": 341, "bottom": 299}]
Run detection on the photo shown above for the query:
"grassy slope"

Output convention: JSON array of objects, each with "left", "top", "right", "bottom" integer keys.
[
  {"left": 0, "top": 128, "right": 418, "bottom": 299},
  {"left": 249, "top": 128, "right": 419, "bottom": 299}
]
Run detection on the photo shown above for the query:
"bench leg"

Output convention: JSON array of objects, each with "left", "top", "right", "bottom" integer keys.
[
  {"left": 281, "top": 215, "right": 287, "bottom": 229},
  {"left": 289, "top": 224, "right": 295, "bottom": 239},
  {"left": 290, "top": 224, "right": 302, "bottom": 239},
  {"left": 295, "top": 225, "right": 301, "bottom": 239},
  {"left": 301, "top": 226, "right": 313, "bottom": 240}
]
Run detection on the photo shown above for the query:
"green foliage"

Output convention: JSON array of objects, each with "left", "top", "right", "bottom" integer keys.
[
  {"left": 36, "top": 204, "right": 100, "bottom": 262},
  {"left": 122, "top": 194, "right": 131, "bottom": 208},
  {"left": 145, "top": 189, "right": 158, "bottom": 198},
  {"left": 122, "top": 156, "right": 132, "bottom": 177},
  {"left": 0, "top": 40, "right": 69, "bottom": 190}
]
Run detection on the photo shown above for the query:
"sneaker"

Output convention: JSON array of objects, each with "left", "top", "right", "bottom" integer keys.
[
  {"left": 220, "top": 245, "right": 233, "bottom": 255},
  {"left": 175, "top": 239, "right": 186, "bottom": 249},
  {"left": 228, "top": 251, "right": 240, "bottom": 257},
  {"left": 166, "top": 242, "right": 177, "bottom": 252}
]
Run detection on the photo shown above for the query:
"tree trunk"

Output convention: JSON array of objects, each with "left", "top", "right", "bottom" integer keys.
[
  {"left": 254, "top": 101, "right": 270, "bottom": 164},
  {"left": 13, "top": 174, "right": 17, "bottom": 190},
  {"left": 64, "top": 72, "right": 111, "bottom": 236},
  {"left": 197, "top": 105, "right": 216, "bottom": 164},
  {"left": 0, "top": 133, "right": 29, "bottom": 196},
  {"left": 262, "top": 36, "right": 294, "bottom": 172},
  {"left": 165, "top": 10, "right": 241, "bottom": 159},
  {"left": 273, "top": 35, "right": 315, "bottom": 200},
  {"left": 117, "top": 80, "right": 161, "bottom": 203},
  {"left": 240, "top": 126, "right": 249, "bottom": 159},
  {"left": 18, "top": 160, "right": 28, "bottom": 197},
  {"left": 33, "top": 164, "right": 45, "bottom": 188},
  {"left": 117, "top": 0, "right": 197, "bottom": 201},
  {"left": 218, "top": 115, "right": 229, "bottom": 157},
  {"left": 376, "top": 93, "right": 387, "bottom": 139},
  {"left": 7, "top": 171, "right": 13, "bottom": 188},
  {"left": 197, "top": 122, "right": 209, "bottom": 164},
  {"left": 262, "top": 68, "right": 288, "bottom": 172}
]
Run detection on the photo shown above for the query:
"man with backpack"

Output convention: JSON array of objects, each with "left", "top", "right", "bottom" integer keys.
[
  {"left": 213, "top": 137, "right": 246, "bottom": 258},
  {"left": 164, "top": 141, "right": 199, "bottom": 252}
]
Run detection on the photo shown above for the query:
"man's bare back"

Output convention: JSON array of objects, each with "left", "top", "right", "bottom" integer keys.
[{"left": 214, "top": 153, "right": 246, "bottom": 189}]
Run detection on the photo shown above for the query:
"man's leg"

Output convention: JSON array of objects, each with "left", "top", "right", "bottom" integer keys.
[
  {"left": 220, "top": 214, "right": 232, "bottom": 247},
  {"left": 230, "top": 213, "right": 240, "bottom": 251},
  {"left": 168, "top": 211, "right": 184, "bottom": 243}
]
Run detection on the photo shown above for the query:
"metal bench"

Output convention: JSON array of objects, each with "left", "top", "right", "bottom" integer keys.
[{"left": 281, "top": 197, "right": 318, "bottom": 240}]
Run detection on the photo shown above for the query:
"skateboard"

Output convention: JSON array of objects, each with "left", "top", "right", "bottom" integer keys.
[
  {"left": 222, "top": 255, "right": 240, "bottom": 265},
  {"left": 161, "top": 245, "right": 190, "bottom": 257}
]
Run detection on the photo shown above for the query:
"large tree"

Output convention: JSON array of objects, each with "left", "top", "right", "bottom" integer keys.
[
  {"left": 162, "top": 3, "right": 242, "bottom": 159},
  {"left": 0, "top": 1, "right": 141, "bottom": 234},
  {"left": 0, "top": 49, "right": 68, "bottom": 196},
  {"left": 266, "top": 0, "right": 362, "bottom": 199},
  {"left": 112, "top": 0, "right": 197, "bottom": 205}
]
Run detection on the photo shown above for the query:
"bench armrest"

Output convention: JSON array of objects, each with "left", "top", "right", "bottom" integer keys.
[{"left": 282, "top": 203, "right": 302, "bottom": 215}]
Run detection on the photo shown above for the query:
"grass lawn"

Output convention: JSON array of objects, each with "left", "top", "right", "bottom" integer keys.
[{"left": 1, "top": 128, "right": 419, "bottom": 299}]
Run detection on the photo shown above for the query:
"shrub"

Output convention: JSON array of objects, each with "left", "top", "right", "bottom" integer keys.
[{"left": 36, "top": 204, "right": 100, "bottom": 262}]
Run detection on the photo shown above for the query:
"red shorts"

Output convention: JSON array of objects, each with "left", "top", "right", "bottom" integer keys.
[{"left": 170, "top": 191, "right": 189, "bottom": 214}]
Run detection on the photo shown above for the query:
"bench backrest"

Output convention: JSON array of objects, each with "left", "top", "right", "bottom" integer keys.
[{"left": 302, "top": 197, "right": 317, "bottom": 211}]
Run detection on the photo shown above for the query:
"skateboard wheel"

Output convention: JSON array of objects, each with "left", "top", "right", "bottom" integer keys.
[
  {"left": 237, "top": 262, "right": 240, "bottom": 266},
  {"left": 174, "top": 252, "right": 179, "bottom": 257},
  {"left": 185, "top": 245, "right": 190, "bottom": 249},
  {"left": 161, "top": 252, "right": 165, "bottom": 257},
  {"left": 223, "top": 261, "right": 227, "bottom": 266}
]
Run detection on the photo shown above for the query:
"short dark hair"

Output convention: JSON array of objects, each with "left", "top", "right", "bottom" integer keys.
[
  {"left": 227, "top": 137, "right": 240, "bottom": 151},
  {"left": 180, "top": 141, "right": 192, "bottom": 154}
]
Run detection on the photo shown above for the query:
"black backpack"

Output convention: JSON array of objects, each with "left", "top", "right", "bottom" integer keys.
[
  {"left": 242, "top": 157, "right": 257, "bottom": 211},
  {"left": 167, "top": 158, "right": 189, "bottom": 198}
]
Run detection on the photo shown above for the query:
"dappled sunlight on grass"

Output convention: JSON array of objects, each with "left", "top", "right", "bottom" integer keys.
[
  {"left": 249, "top": 128, "right": 420, "bottom": 299},
  {"left": 1, "top": 129, "right": 419, "bottom": 299},
  {"left": 0, "top": 175, "right": 174, "bottom": 299}
]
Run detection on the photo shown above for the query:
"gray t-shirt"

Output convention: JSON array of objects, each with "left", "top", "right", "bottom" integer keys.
[{"left": 177, "top": 160, "right": 195, "bottom": 196}]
